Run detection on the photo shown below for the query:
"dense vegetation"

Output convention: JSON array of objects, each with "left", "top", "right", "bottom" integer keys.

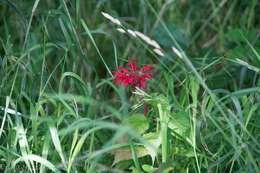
[{"left": 0, "top": 0, "right": 260, "bottom": 172}]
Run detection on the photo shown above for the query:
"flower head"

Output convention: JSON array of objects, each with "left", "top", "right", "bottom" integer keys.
[{"left": 113, "top": 60, "right": 153, "bottom": 89}]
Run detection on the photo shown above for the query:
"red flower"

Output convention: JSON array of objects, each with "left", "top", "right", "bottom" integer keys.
[{"left": 113, "top": 60, "right": 153, "bottom": 89}]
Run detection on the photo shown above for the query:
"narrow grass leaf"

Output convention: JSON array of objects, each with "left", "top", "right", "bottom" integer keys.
[
  {"left": 49, "top": 126, "right": 67, "bottom": 169},
  {"left": 13, "top": 154, "right": 60, "bottom": 173}
]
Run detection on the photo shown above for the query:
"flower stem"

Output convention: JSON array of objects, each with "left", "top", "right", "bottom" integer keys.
[
  {"left": 157, "top": 103, "right": 168, "bottom": 163},
  {"left": 144, "top": 103, "right": 148, "bottom": 116}
]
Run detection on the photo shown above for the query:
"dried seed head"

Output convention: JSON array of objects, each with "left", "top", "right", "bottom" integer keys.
[
  {"left": 172, "top": 46, "right": 183, "bottom": 58},
  {"left": 135, "top": 31, "right": 161, "bottom": 49},
  {"left": 101, "top": 12, "right": 122, "bottom": 26},
  {"left": 153, "top": 48, "right": 164, "bottom": 56},
  {"left": 149, "top": 40, "right": 161, "bottom": 49},
  {"left": 127, "top": 29, "right": 137, "bottom": 37},
  {"left": 116, "top": 28, "right": 126, "bottom": 33}
]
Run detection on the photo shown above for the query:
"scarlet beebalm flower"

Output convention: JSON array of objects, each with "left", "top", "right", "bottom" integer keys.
[{"left": 113, "top": 61, "right": 153, "bottom": 89}]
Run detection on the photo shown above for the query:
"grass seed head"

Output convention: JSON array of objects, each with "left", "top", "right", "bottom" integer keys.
[{"left": 101, "top": 12, "right": 122, "bottom": 26}]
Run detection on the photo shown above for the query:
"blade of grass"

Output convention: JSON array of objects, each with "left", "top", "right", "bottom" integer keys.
[
  {"left": 49, "top": 126, "right": 67, "bottom": 170},
  {"left": 13, "top": 154, "right": 61, "bottom": 173},
  {"left": 81, "top": 19, "right": 113, "bottom": 77}
]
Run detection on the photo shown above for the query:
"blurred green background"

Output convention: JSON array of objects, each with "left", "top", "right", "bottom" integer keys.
[{"left": 0, "top": 0, "right": 260, "bottom": 172}]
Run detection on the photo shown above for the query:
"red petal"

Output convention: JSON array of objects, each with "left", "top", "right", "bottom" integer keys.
[
  {"left": 141, "top": 65, "right": 153, "bottom": 72},
  {"left": 127, "top": 60, "right": 138, "bottom": 71},
  {"left": 139, "top": 78, "right": 147, "bottom": 88},
  {"left": 142, "top": 73, "right": 153, "bottom": 79},
  {"left": 118, "top": 66, "right": 129, "bottom": 73},
  {"left": 113, "top": 61, "right": 153, "bottom": 89}
]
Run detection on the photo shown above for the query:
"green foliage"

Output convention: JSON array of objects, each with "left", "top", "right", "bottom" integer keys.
[
  {"left": 123, "top": 114, "right": 149, "bottom": 134},
  {"left": 168, "top": 111, "right": 190, "bottom": 140},
  {"left": 0, "top": 0, "right": 260, "bottom": 172}
]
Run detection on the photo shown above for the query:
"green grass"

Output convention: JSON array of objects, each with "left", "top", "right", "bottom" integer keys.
[{"left": 0, "top": 0, "right": 260, "bottom": 172}]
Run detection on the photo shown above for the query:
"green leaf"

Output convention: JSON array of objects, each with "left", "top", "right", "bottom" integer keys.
[
  {"left": 168, "top": 111, "right": 191, "bottom": 139},
  {"left": 173, "top": 146, "right": 194, "bottom": 158},
  {"left": 226, "top": 28, "right": 244, "bottom": 43},
  {"left": 225, "top": 28, "right": 258, "bottom": 43},
  {"left": 142, "top": 164, "right": 157, "bottom": 173},
  {"left": 131, "top": 167, "right": 144, "bottom": 173},
  {"left": 49, "top": 126, "right": 67, "bottom": 168},
  {"left": 226, "top": 46, "right": 248, "bottom": 59},
  {"left": 123, "top": 114, "right": 149, "bottom": 134},
  {"left": 113, "top": 132, "right": 160, "bottom": 165},
  {"left": 190, "top": 77, "right": 200, "bottom": 106},
  {"left": 13, "top": 154, "right": 60, "bottom": 173},
  {"left": 142, "top": 132, "right": 161, "bottom": 164},
  {"left": 113, "top": 146, "right": 147, "bottom": 165},
  {"left": 153, "top": 24, "right": 189, "bottom": 48}
]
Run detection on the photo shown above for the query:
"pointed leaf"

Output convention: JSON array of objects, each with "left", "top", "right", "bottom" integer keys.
[{"left": 123, "top": 114, "right": 149, "bottom": 134}]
